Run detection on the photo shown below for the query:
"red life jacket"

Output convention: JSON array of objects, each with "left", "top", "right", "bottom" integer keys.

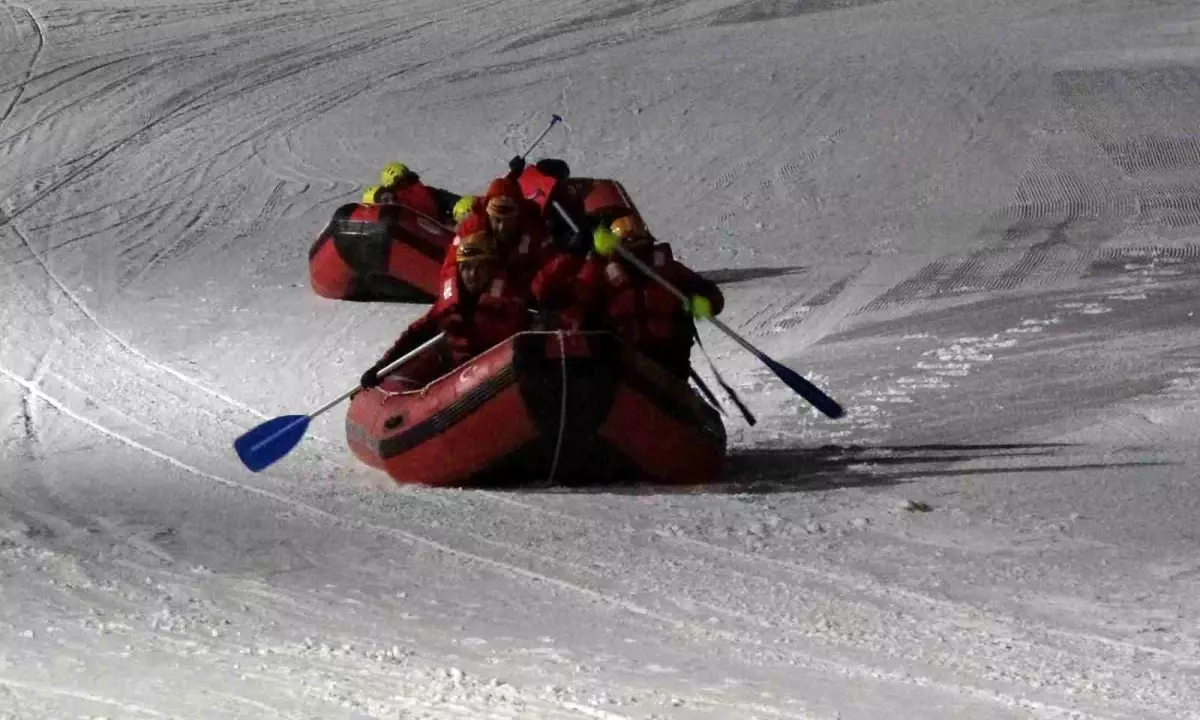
[
  {"left": 391, "top": 181, "right": 441, "bottom": 221},
  {"left": 577, "top": 243, "right": 724, "bottom": 355},
  {"left": 530, "top": 249, "right": 585, "bottom": 310},
  {"left": 440, "top": 227, "right": 548, "bottom": 302},
  {"left": 516, "top": 164, "right": 560, "bottom": 213},
  {"left": 433, "top": 275, "right": 530, "bottom": 365},
  {"left": 600, "top": 246, "right": 689, "bottom": 348}
]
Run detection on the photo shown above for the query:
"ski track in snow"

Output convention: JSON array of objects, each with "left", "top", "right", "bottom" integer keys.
[
  {"left": 0, "top": 356, "right": 825, "bottom": 717},
  {"left": 7, "top": 221, "right": 269, "bottom": 419},
  {"left": 4, "top": 0, "right": 1200, "bottom": 718},
  {"left": 1, "top": 364, "right": 646, "bottom": 618},
  {"left": 0, "top": 3, "right": 43, "bottom": 133},
  {"left": 431, "top": 487, "right": 1198, "bottom": 720},
  {"left": 0, "top": 677, "right": 182, "bottom": 719},
  {"left": 0, "top": 365, "right": 1070, "bottom": 718},
  {"left": 8, "top": 225, "right": 1164, "bottom": 717}
]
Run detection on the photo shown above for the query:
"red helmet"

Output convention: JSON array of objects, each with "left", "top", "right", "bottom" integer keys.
[{"left": 485, "top": 177, "right": 522, "bottom": 202}]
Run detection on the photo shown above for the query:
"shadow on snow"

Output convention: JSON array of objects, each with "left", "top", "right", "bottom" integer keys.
[
  {"left": 700, "top": 265, "right": 806, "bottom": 285},
  {"left": 496, "top": 442, "right": 1172, "bottom": 496}
]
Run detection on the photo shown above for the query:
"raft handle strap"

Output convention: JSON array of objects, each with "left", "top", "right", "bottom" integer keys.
[{"left": 546, "top": 331, "right": 568, "bottom": 484}]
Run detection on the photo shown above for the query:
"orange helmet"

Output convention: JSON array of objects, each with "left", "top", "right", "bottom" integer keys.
[
  {"left": 486, "top": 195, "right": 520, "bottom": 220},
  {"left": 483, "top": 177, "right": 522, "bottom": 221},
  {"left": 610, "top": 214, "right": 650, "bottom": 243},
  {"left": 456, "top": 231, "right": 496, "bottom": 264}
]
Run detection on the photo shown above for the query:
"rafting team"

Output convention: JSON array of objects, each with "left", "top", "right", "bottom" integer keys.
[{"left": 351, "top": 159, "right": 725, "bottom": 391}]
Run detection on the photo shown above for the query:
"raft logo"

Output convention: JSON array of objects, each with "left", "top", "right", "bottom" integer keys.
[{"left": 458, "top": 364, "right": 480, "bottom": 387}]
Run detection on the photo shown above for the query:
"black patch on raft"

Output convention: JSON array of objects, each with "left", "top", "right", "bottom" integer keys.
[{"left": 511, "top": 332, "right": 622, "bottom": 483}]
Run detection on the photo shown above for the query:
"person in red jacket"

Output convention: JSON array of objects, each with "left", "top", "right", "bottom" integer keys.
[
  {"left": 576, "top": 214, "right": 724, "bottom": 378},
  {"left": 527, "top": 225, "right": 594, "bottom": 329},
  {"left": 375, "top": 162, "right": 462, "bottom": 224},
  {"left": 474, "top": 175, "right": 550, "bottom": 248},
  {"left": 359, "top": 231, "right": 530, "bottom": 389},
  {"left": 441, "top": 178, "right": 557, "bottom": 302}
]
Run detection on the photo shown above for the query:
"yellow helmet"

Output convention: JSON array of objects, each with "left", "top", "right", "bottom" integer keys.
[
  {"left": 380, "top": 162, "right": 411, "bottom": 187},
  {"left": 453, "top": 195, "right": 475, "bottom": 223},
  {"left": 361, "top": 184, "right": 382, "bottom": 204}
]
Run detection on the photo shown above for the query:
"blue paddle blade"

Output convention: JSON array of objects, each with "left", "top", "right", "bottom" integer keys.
[
  {"left": 234, "top": 414, "right": 311, "bottom": 472},
  {"left": 759, "top": 353, "right": 845, "bottom": 420}
]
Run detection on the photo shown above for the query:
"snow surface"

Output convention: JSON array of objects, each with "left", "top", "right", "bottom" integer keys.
[{"left": 3, "top": 0, "right": 1200, "bottom": 717}]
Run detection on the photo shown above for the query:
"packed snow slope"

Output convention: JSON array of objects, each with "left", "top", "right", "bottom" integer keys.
[{"left": 3, "top": 0, "right": 1200, "bottom": 717}]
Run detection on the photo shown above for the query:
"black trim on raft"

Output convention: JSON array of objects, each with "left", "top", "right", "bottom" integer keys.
[
  {"left": 359, "top": 273, "right": 434, "bottom": 303},
  {"left": 308, "top": 203, "right": 359, "bottom": 261},
  {"left": 317, "top": 204, "right": 445, "bottom": 302},
  {"left": 331, "top": 219, "right": 390, "bottom": 275},
  {"left": 355, "top": 417, "right": 685, "bottom": 488},
  {"left": 329, "top": 205, "right": 447, "bottom": 274},
  {"left": 371, "top": 364, "right": 520, "bottom": 459}
]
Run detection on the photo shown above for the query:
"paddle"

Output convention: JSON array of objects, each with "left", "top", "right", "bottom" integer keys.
[
  {"left": 233, "top": 332, "right": 446, "bottom": 472},
  {"left": 550, "top": 200, "right": 845, "bottom": 420},
  {"left": 692, "top": 328, "right": 757, "bottom": 425},
  {"left": 522, "top": 114, "right": 562, "bottom": 161}
]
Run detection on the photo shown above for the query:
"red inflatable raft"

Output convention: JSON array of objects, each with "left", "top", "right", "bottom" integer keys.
[
  {"left": 345, "top": 331, "right": 726, "bottom": 487},
  {"left": 308, "top": 202, "right": 454, "bottom": 303}
]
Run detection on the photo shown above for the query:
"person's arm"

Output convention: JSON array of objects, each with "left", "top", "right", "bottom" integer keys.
[
  {"left": 360, "top": 308, "right": 443, "bottom": 387},
  {"left": 675, "top": 265, "right": 724, "bottom": 316}
]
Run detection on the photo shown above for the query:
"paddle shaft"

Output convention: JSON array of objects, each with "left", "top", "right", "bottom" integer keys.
[
  {"left": 407, "top": 205, "right": 455, "bottom": 233},
  {"left": 412, "top": 114, "right": 562, "bottom": 235},
  {"left": 309, "top": 331, "right": 447, "bottom": 420},
  {"left": 551, "top": 199, "right": 691, "bottom": 306},
  {"left": 550, "top": 200, "right": 843, "bottom": 418},
  {"left": 609, "top": 240, "right": 773, "bottom": 389},
  {"left": 521, "top": 114, "right": 562, "bottom": 160},
  {"left": 379, "top": 114, "right": 563, "bottom": 236},
  {"left": 601, "top": 224, "right": 774, "bottom": 366}
]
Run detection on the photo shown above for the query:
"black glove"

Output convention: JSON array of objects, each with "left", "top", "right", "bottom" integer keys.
[
  {"left": 360, "top": 365, "right": 382, "bottom": 388},
  {"left": 508, "top": 155, "right": 526, "bottom": 177},
  {"left": 565, "top": 229, "right": 590, "bottom": 257},
  {"left": 535, "top": 158, "right": 570, "bottom": 179}
]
